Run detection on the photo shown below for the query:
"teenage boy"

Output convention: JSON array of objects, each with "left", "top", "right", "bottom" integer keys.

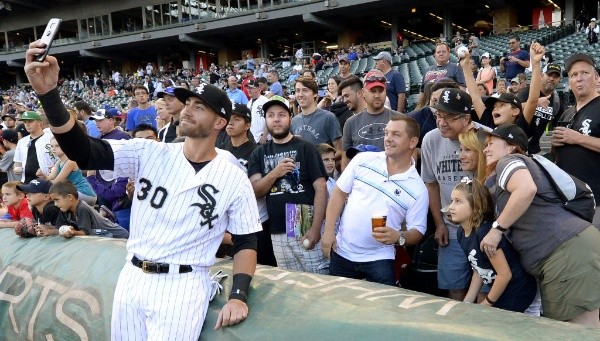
[
  {"left": 222, "top": 103, "right": 257, "bottom": 168},
  {"left": 49, "top": 180, "right": 129, "bottom": 239},
  {"left": 17, "top": 178, "right": 60, "bottom": 236},
  {"left": 0, "top": 181, "right": 33, "bottom": 228}
]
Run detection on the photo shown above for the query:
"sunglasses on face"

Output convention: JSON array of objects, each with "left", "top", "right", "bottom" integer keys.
[{"left": 365, "top": 75, "right": 386, "bottom": 83}]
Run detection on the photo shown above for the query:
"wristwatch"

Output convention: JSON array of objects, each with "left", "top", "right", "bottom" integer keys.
[
  {"left": 396, "top": 232, "right": 406, "bottom": 246},
  {"left": 492, "top": 221, "right": 508, "bottom": 232}
]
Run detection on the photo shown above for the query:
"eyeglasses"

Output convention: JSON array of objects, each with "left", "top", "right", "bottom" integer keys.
[
  {"left": 432, "top": 110, "right": 466, "bottom": 122},
  {"left": 365, "top": 75, "right": 386, "bottom": 83},
  {"left": 508, "top": 41, "right": 518, "bottom": 45}
]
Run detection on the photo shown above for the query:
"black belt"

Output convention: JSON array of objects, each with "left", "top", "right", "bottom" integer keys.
[{"left": 131, "top": 256, "right": 193, "bottom": 274}]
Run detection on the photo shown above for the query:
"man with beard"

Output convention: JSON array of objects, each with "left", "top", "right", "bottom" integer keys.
[
  {"left": 339, "top": 76, "right": 367, "bottom": 115},
  {"left": 24, "top": 41, "right": 261, "bottom": 339},
  {"left": 342, "top": 69, "right": 401, "bottom": 170},
  {"left": 248, "top": 97, "right": 329, "bottom": 274}
]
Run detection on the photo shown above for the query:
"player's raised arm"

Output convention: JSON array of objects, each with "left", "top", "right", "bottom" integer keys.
[{"left": 24, "top": 41, "right": 114, "bottom": 170}]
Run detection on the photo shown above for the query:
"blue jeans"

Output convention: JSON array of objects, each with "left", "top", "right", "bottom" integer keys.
[{"left": 329, "top": 251, "right": 396, "bottom": 286}]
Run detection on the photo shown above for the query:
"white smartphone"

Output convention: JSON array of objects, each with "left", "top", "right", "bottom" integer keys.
[{"left": 35, "top": 18, "right": 62, "bottom": 62}]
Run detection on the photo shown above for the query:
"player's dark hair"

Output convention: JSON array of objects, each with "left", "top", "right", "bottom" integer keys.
[
  {"left": 132, "top": 124, "right": 158, "bottom": 138},
  {"left": 49, "top": 180, "right": 79, "bottom": 199}
]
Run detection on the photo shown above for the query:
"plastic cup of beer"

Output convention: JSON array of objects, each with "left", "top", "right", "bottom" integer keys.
[{"left": 371, "top": 210, "right": 387, "bottom": 232}]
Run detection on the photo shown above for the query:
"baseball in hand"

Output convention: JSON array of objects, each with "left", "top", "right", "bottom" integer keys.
[
  {"left": 456, "top": 46, "right": 469, "bottom": 59},
  {"left": 302, "top": 239, "right": 310, "bottom": 249},
  {"left": 59, "top": 225, "right": 70, "bottom": 235}
]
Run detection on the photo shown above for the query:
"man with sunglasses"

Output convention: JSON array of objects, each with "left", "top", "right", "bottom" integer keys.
[
  {"left": 342, "top": 69, "right": 401, "bottom": 170},
  {"left": 420, "top": 88, "right": 485, "bottom": 301},
  {"left": 500, "top": 35, "right": 530, "bottom": 81}
]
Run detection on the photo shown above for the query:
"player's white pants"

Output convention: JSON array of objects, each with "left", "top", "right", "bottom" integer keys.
[{"left": 111, "top": 262, "right": 211, "bottom": 341}]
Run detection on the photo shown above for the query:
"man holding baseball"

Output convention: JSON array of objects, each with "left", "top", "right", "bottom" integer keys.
[
  {"left": 248, "top": 97, "right": 329, "bottom": 274},
  {"left": 24, "top": 40, "right": 262, "bottom": 340}
]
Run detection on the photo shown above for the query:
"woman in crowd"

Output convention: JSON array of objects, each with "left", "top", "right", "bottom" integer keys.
[
  {"left": 317, "top": 76, "right": 342, "bottom": 110},
  {"left": 476, "top": 53, "right": 496, "bottom": 95},
  {"left": 481, "top": 123, "right": 600, "bottom": 327}
]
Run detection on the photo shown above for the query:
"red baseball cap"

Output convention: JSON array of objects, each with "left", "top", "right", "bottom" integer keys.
[{"left": 364, "top": 69, "right": 386, "bottom": 90}]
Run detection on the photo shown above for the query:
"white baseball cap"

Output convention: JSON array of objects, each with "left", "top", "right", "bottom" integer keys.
[
  {"left": 592, "top": 18, "right": 597, "bottom": 21},
  {"left": 480, "top": 52, "right": 490, "bottom": 60}
]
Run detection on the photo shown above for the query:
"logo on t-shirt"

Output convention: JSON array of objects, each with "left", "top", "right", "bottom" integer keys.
[{"left": 357, "top": 123, "right": 386, "bottom": 140}]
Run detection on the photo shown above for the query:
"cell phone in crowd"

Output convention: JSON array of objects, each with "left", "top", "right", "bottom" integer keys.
[{"left": 35, "top": 18, "right": 62, "bottom": 62}]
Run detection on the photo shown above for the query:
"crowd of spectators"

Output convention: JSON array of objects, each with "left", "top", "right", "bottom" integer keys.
[{"left": 2, "top": 32, "right": 600, "bottom": 329}]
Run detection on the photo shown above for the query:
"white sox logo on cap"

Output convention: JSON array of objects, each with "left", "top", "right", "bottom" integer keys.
[{"left": 442, "top": 90, "right": 450, "bottom": 103}]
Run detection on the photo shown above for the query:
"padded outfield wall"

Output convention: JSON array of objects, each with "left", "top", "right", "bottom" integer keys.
[{"left": 0, "top": 229, "right": 599, "bottom": 340}]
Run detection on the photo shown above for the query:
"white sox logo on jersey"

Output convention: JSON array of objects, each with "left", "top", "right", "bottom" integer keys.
[{"left": 191, "top": 184, "right": 220, "bottom": 229}]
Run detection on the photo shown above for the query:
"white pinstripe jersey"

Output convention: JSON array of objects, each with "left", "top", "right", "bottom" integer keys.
[{"left": 105, "top": 139, "right": 262, "bottom": 266}]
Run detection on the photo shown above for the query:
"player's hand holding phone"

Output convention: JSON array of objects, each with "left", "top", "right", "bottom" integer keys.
[{"left": 24, "top": 18, "right": 62, "bottom": 95}]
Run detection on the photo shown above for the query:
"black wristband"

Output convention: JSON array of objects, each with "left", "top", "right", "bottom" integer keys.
[
  {"left": 37, "top": 87, "right": 71, "bottom": 127},
  {"left": 485, "top": 294, "right": 496, "bottom": 306},
  {"left": 229, "top": 273, "right": 252, "bottom": 303}
]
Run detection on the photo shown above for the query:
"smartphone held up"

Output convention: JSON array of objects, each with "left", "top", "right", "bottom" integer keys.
[{"left": 34, "top": 18, "right": 62, "bottom": 62}]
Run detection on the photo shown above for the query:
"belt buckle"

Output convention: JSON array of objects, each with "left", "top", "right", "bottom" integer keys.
[{"left": 141, "top": 260, "right": 156, "bottom": 273}]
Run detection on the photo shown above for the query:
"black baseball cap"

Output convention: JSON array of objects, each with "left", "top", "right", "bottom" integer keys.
[
  {"left": 483, "top": 123, "right": 528, "bottom": 151},
  {"left": 157, "top": 86, "right": 176, "bottom": 98},
  {"left": 564, "top": 53, "right": 596, "bottom": 73},
  {"left": 246, "top": 79, "right": 258, "bottom": 88},
  {"left": 431, "top": 88, "right": 472, "bottom": 115},
  {"left": 231, "top": 103, "right": 251, "bottom": 122},
  {"left": 1, "top": 114, "right": 16, "bottom": 121},
  {"left": 174, "top": 84, "right": 232, "bottom": 122},
  {"left": 1, "top": 129, "right": 18, "bottom": 144},
  {"left": 484, "top": 93, "right": 523, "bottom": 115},
  {"left": 544, "top": 63, "right": 561, "bottom": 76},
  {"left": 17, "top": 178, "right": 53, "bottom": 194}
]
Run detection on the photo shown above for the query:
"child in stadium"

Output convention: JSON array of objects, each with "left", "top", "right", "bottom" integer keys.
[
  {"left": 49, "top": 180, "right": 128, "bottom": 239},
  {"left": 447, "top": 177, "right": 535, "bottom": 312},
  {"left": 38, "top": 137, "right": 97, "bottom": 205},
  {"left": 17, "top": 178, "right": 61, "bottom": 236},
  {"left": 0, "top": 181, "right": 33, "bottom": 228}
]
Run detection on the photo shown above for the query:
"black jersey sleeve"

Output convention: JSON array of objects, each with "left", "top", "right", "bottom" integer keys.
[{"left": 38, "top": 88, "right": 115, "bottom": 170}]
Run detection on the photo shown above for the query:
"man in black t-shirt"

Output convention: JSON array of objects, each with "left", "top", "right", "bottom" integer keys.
[
  {"left": 552, "top": 53, "right": 600, "bottom": 226},
  {"left": 248, "top": 98, "right": 329, "bottom": 274}
]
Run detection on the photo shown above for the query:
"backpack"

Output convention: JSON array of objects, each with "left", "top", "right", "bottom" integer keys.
[{"left": 530, "top": 154, "right": 596, "bottom": 223}]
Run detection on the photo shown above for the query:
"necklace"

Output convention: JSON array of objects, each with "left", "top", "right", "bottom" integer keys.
[{"left": 301, "top": 109, "right": 316, "bottom": 129}]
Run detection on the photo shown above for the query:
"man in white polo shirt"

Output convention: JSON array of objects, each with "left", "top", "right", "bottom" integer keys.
[{"left": 321, "top": 115, "right": 428, "bottom": 286}]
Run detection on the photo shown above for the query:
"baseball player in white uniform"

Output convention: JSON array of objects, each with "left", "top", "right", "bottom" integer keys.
[{"left": 24, "top": 41, "right": 262, "bottom": 340}]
